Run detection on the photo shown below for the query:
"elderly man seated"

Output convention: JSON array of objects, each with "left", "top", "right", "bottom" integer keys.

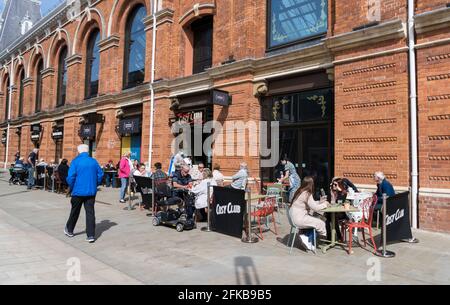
[
  {"left": 230, "top": 162, "right": 249, "bottom": 190},
  {"left": 171, "top": 164, "right": 195, "bottom": 219},
  {"left": 374, "top": 171, "right": 395, "bottom": 211}
]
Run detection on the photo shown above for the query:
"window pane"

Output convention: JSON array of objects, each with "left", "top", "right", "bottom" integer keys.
[
  {"left": 19, "top": 70, "right": 25, "bottom": 117},
  {"left": 35, "top": 60, "right": 43, "bottom": 112},
  {"left": 86, "top": 30, "right": 100, "bottom": 98},
  {"left": 272, "top": 88, "right": 332, "bottom": 124},
  {"left": 269, "top": 0, "right": 328, "bottom": 48},
  {"left": 58, "top": 47, "right": 68, "bottom": 106},
  {"left": 125, "top": 6, "right": 146, "bottom": 87}
]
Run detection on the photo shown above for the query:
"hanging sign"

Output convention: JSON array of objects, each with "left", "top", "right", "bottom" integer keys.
[
  {"left": 79, "top": 124, "right": 96, "bottom": 139},
  {"left": 212, "top": 89, "right": 231, "bottom": 106}
]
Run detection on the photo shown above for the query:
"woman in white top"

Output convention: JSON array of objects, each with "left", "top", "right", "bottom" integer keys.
[
  {"left": 212, "top": 164, "right": 224, "bottom": 186},
  {"left": 191, "top": 168, "right": 217, "bottom": 218}
]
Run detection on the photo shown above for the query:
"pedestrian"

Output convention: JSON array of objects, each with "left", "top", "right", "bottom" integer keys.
[
  {"left": 278, "top": 156, "right": 301, "bottom": 202},
  {"left": 118, "top": 152, "right": 131, "bottom": 203},
  {"left": 15, "top": 151, "right": 20, "bottom": 162},
  {"left": 26, "top": 148, "right": 38, "bottom": 190},
  {"left": 64, "top": 144, "right": 103, "bottom": 243}
]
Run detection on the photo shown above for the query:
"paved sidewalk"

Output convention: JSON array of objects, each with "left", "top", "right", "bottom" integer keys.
[{"left": 0, "top": 176, "right": 449, "bottom": 285}]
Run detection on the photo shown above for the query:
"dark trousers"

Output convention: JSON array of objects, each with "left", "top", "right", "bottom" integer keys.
[
  {"left": 66, "top": 196, "right": 96, "bottom": 238},
  {"left": 326, "top": 212, "right": 347, "bottom": 241}
]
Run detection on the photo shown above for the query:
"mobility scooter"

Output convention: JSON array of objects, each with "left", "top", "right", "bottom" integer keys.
[{"left": 152, "top": 183, "right": 196, "bottom": 232}]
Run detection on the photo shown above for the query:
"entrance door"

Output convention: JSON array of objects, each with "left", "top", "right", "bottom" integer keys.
[
  {"left": 280, "top": 125, "right": 332, "bottom": 197},
  {"left": 121, "top": 135, "right": 142, "bottom": 162},
  {"left": 55, "top": 139, "right": 63, "bottom": 162}
]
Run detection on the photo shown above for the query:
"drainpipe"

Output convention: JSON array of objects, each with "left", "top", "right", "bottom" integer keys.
[
  {"left": 148, "top": 0, "right": 157, "bottom": 169},
  {"left": 4, "top": 60, "right": 14, "bottom": 169},
  {"left": 408, "top": 0, "right": 418, "bottom": 228}
]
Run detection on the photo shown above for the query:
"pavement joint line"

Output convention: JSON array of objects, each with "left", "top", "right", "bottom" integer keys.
[{"left": 0, "top": 202, "right": 145, "bottom": 285}]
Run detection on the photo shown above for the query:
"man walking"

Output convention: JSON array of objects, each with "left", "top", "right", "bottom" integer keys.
[
  {"left": 27, "top": 148, "right": 38, "bottom": 190},
  {"left": 64, "top": 144, "right": 103, "bottom": 243}
]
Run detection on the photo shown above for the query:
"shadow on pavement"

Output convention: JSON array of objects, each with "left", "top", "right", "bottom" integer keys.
[
  {"left": 75, "top": 220, "right": 118, "bottom": 239},
  {"left": 234, "top": 256, "right": 261, "bottom": 285}
]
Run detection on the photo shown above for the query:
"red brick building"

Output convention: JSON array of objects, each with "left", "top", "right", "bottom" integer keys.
[{"left": 0, "top": 0, "right": 449, "bottom": 232}]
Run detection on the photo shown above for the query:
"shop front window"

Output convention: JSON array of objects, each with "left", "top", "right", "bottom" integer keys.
[
  {"left": 268, "top": 0, "right": 328, "bottom": 49},
  {"left": 271, "top": 88, "right": 332, "bottom": 123}
]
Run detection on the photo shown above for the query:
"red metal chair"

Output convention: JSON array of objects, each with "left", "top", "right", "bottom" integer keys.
[
  {"left": 251, "top": 196, "right": 278, "bottom": 240},
  {"left": 341, "top": 194, "right": 378, "bottom": 254}
]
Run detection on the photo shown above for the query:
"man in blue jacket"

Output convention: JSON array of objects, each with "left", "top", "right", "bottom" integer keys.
[
  {"left": 64, "top": 144, "right": 103, "bottom": 243},
  {"left": 374, "top": 171, "right": 395, "bottom": 209}
]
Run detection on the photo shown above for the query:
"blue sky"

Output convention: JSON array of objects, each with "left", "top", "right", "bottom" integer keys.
[{"left": 0, "top": 0, "right": 65, "bottom": 16}]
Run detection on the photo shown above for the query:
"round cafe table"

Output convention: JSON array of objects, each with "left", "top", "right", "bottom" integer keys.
[{"left": 320, "top": 204, "right": 359, "bottom": 254}]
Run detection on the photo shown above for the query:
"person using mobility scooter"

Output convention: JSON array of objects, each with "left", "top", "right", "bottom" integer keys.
[{"left": 152, "top": 165, "right": 196, "bottom": 232}]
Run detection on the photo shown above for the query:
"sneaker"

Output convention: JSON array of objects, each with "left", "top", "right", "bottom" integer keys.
[
  {"left": 86, "top": 237, "right": 95, "bottom": 243},
  {"left": 119, "top": 199, "right": 125, "bottom": 203},
  {"left": 299, "top": 234, "right": 312, "bottom": 251},
  {"left": 64, "top": 228, "right": 74, "bottom": 238}
]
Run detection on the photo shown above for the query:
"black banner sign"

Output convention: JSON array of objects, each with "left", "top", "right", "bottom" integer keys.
[
  {"left": 385, "top": 191, "right": 413, "bottom": 243},
  {"left": 133, "top": 175, "right": 153, "bottom": 206},
  {"left": 211, "top": 186, "right": 246, "bottom": 238},
  {"left": 79, "top": 124, "right": 96, "bottom": 139},
  {"left": 119, "top": 118, "right": 140, "bottom": 135},
  {"left": 212, "top": 89, "right": 231, "bottom": 107}
]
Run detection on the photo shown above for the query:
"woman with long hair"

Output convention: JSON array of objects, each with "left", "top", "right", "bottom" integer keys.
[{"left": 289, "top": 176, "right": 329, "bottom": 250}]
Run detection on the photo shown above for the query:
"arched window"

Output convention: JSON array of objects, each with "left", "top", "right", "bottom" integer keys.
[
  {"left": 35, "top": 59, "right": 43, "bottom": 113},
  {"left": 85, "top": 29, "right": 100, "bottom": 99},
  {"left": 123, "top": 5, "right": 146, "bottom": 89},
  {"left": 4, "top": 77, "right": 10, "bottom": 121},
  {"left": 56, "top": 46, "right": 68, "bottom": 107},
  {"left": 18, "top": 69, "right": 25, "bottom": 117}
]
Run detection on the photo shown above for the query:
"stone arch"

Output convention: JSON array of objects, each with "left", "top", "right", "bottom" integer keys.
[
  {"left": 179, "top": 3, "right": 216, "bottom": 28},
  {"left": 108, "top": 0, "right": 149, "bottom": 36},
  {"left": 12, "top": 56, "right": 26, "bottom": 80},
  {"left": 73, "top": 7, "right": 106, "bottom": 55},
  {"left": 0, "top": 67, "right": 9, "bottom": 94},
  {"left": 47, "top": 29, "right": 71, "bottom": 69},
  {"left": 27, "top": 44, "right": 45, "bottom": 78}
]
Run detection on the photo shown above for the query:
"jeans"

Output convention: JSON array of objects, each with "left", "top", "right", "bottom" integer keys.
[
  {"left": 27, "top": 167, "right": 35, "bottom": 189},
  {"left": 105, "top": 173, "right": 116, "bottom": 187},
  {"left": 120, "top": 177, "right": 129, "bottom": 200},
  {"left": 66, "top": 196, "right": 96, "bottom": 238}
]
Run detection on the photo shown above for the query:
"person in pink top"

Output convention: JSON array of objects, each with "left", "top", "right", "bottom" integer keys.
[{"left": 119, "top": 152, "right": 131, "bottom": 203}]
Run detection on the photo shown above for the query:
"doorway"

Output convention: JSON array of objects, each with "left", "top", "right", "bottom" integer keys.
[{"left": 280, "top": 125, "right": 332, "bottom": 195}]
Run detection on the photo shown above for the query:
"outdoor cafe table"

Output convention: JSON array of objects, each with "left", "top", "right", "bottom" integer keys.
[{"left": 320, "top": 204, "right": 359, "bottom": 254}]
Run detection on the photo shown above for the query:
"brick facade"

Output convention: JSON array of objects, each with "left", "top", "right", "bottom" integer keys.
[{"left": 0, "top": 0, "right": 448, "bottom": 232}]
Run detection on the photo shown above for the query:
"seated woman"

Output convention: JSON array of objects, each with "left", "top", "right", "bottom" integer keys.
[
  {"left": 57, "top": 159, "right": 70, "bottom": 188},
  {"left": 330, "top": 177, "right": 359, "bottom": 203},
  {"left": 289, "top": 176, "right": 329, "bottom": 251},
  {"left": 191, "top": 168, "right": 217, "bottom": 221},
  {"left": 327, "top": 177, "right": 359, "bottom": 241}
]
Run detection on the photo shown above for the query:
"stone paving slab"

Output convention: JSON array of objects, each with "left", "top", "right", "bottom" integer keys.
[{"left": 0, "top": 180, "right": 449, "bottom": 285}]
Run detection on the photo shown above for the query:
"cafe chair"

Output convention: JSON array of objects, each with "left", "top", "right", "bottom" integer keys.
[
  {"left": 286, "top": 205, "right": 316, "bottom": 254},
  {"left": 250, "top": 196, "right": 278, "bottom": 240},
  {"left": 265, "top": 185, "right": 284, "bottom": 210},
  {"left": 341, "top": 194, "right": 378, "bottom": 254}
]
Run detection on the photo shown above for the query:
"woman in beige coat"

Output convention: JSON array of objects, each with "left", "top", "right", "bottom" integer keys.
[{"left": 289, "top": 176, "right": 329, "bottom": 237}]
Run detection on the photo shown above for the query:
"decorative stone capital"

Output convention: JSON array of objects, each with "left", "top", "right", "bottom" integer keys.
[
  {"left": 22, "top": 77, "right": 34, "bottom": 87},
  {"left": 41, "top": 68, "right": 55, "bottom": 79},
  {"left": 143, "top": 9, "right": 175, "bottom": 31},
  {"left": 326, "top": 68, "right": 334, "bottom": 81},
  {"left": 66, "top": 54, "right": 83, "bottom": 67},
  {"left": 98, "top": 35, "right": 120, "bottom": 52},
  {"left": 253, "top": 81, "right": 268, "bottom": 98}
]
